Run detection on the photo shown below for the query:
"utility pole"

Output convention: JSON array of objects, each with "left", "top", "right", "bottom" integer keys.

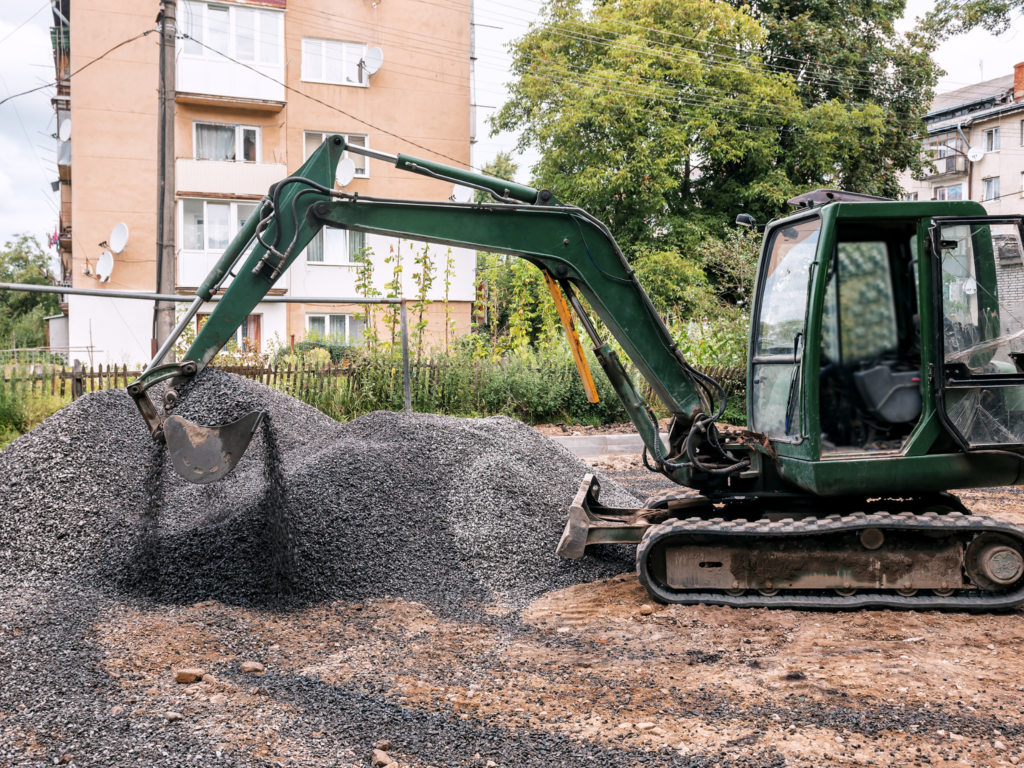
[{"left": 154, "top": 0, "right": 177, "bottom": 358}]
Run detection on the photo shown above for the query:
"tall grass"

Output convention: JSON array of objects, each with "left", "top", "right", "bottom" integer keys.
[
  {"left": 282, "top": 340, "right": 630, "bottom": 425},
  {"left": 0, "top": 366, "right": 67, "bottom": 449}
]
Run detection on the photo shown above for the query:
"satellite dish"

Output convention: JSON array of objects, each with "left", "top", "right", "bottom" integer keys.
[
  {"left": 109, "top": 222, "right": 129, "bottom": 254},
  {"left": 97, "top": 251, "right": 114, "bottom": 283},
  {"left": 450, "top": 184, "right": 474, "bottom": 203},
  {"left": 362, "top": 47, "right": 384, "bottom": 76},
  {"left": 967, "top": 146, "right": 985, "bottom": 162},
  {"left": 336, "top": 157, "right": 357, "bottom": 187},
  {"left": 58, "top": 119, "right": 71, "bottom": 142}
]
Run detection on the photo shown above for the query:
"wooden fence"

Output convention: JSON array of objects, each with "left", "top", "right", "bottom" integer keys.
[{"left": 2, "top": 360, "right": 746, "bottom": 402}]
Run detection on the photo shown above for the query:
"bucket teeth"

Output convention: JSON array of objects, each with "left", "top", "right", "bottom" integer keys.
[{"left": 163, "top": 411, "right": 265, "bottom": 484}]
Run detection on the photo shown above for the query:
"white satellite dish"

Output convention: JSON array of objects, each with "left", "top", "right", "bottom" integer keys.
[
  {"left": 96, "top": 251, "right": 114, "bottom": 283},
  {"left": 109, "top": 222, "right": 129, "bottom": 254},
  {"left": 967, "top": 146, "right": 985, "bottom": 162},
  {"left": 361, "top": 47, "right": 384, "bottom": 76},
  {"left": 58, "top": 118, "right": 71, "bottom": 142},
  {"left": 450, "top": 184, "right": 474, "bottom": 203},
  {"left": 336, "top": 157, "right": 357, "bottom": 187}
]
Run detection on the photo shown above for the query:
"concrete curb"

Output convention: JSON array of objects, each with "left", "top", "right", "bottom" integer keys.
[{"left": 549, "top": 433, "right": 669, "bottom": 458}]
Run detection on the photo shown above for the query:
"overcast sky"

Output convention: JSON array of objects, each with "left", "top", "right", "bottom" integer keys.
[{"left": 1, "top": 0, "right": 1022, "bottom": 261}]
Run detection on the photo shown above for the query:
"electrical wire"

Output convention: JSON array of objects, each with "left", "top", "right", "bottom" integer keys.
[
  {"left": 180, "top": 33, "right": 475, "bottom": 169},
  {"left": 0, "top": 29, "right": 153, "bottom": 107},
  {"left": 0, "top": 0, "right": 50, "bottom": 47}
]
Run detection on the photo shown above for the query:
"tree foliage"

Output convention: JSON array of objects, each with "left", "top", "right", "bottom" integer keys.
[
  {"left": 492, "top": 0, "right": 938, "bottom": 238},
  {"left": 0, "top": 236, "right": 58, "bottom": 350},
  {"left": 733, "top": 0, "right": 940, "bottom": 199},
  {"left": 916, "top": 0, "right": 1023, "bottom": 40}
]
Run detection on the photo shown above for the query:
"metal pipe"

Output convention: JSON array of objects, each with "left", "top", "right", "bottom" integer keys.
[
  {"left": 0, "top": 283, "right": 401, "bottom": 304},
  {"left": 343, "top": 144, "right": 399, "bottom": 164},
  {"left": 561, "top": 281, "right": 603, "bottom": 348},
  {"left": 145, "top": 295, "right": 203, "bottom": 373},
  {"left": 400, "top": 299, "right": 412, "bottom": 414}
]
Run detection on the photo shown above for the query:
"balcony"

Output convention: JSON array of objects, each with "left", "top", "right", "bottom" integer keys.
[
  {"left": 925, "top": 154, "right": 967, "bottom": 180},
  {"left": 177, "top": 252, "right": 289, "bottom": 293},
  {"left": 176, "top": 159, "right": 287, "bottom": 197},
  {"left": 177, "top": 58, "right": 284, "bottom": 107}
]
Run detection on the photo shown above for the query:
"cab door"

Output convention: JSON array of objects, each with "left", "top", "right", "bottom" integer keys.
[
  {"left": 930, "top": 216, "right": 1024, "bottom": 449},
  {"left": 749, "top": 215, "right": 822, "bottom": 442}
]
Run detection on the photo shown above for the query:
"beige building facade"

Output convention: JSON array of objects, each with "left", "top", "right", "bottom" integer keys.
[
  {"left": 50, "top": 0, "right": 476, "bottom": 364},
  {"left": 901, "top": 63, "right": 1024, "bottom": 310}
]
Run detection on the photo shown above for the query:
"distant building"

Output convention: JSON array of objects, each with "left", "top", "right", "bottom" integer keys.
[
  {"left": 47, "top": 0, "right": 476, "bottom": 365},
  {"left": 901, "top": 63, "right": 1024, "bottom": 309},
  {"left": 902, "top": 63, "right": 1024, "bottom": 212}
]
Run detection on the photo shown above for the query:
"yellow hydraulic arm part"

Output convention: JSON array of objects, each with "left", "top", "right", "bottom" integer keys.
[{"left": 542, "top": 269, "right": 600, "bottom": 404}]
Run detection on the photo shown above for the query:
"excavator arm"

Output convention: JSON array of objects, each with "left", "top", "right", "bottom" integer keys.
[{"left": 128, "top": 135, "right": 748, "bottom": 488}]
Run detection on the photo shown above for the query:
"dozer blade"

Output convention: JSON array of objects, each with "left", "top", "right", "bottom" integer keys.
[{"left": 164, "top": 411, "right": 265, "bottom": 484}]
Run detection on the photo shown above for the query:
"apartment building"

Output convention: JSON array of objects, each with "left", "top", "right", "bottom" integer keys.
[
  {"left": 901, "top": 62, "right": 1024, "bottom": 308},
  {"left": 901, "top": 64, "right": 1024, "bottom": 213},
  {"left": 48, "top": 0, "right": 476, "bottom": 364}
]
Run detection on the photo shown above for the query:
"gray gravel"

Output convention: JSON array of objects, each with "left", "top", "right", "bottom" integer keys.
[
  {"left": 1, "top": 368, "right": 638, "bottom": 611},
  {"left": 0, "top": 370, "right": 672, "bottom": 767}
]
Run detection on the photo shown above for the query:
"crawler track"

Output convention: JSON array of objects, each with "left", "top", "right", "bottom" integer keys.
[{"left": 636, "top": 510, "right": 1024, "bottom": 610}]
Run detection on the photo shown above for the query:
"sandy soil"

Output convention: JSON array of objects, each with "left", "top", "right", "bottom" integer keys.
[{"left": 78, "top": 472, "right": 1024, "bottom": 768}]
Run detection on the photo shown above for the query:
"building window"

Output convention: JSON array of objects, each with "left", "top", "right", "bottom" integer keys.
[
  {"left": 935, "top": 185, "right": 963, "bottom": 201},
  {"left": 182, "top": 199, "right": 258, "bottom": 252},
  {"left": 301, "top": 38, "right": 368, "bottom": 86},
  {"left": 197, "top": 312, "right": 262, "bottom": 352},
  {"left": 985, "top": 128, "right": 1001, "bottom": 152},
  {"left": 306, "top": 313, "right": 366, "bottom": 344},
  {"left": 983, "top": 176, "right": 1001, "bottom": 201},
  {"left": 194, "top": 122, "right": 260, "bottom": 162},
  {"left": 303, "top": 131, "right": 369, "bottom": 177},
  {"left": 904, "top": 192, "right": 919, "bottom": 201},
  {"left": 181, "top": 2, "right": 281, "bottom": 63},
  {"left": 306, "top": 228, "right": 365, "bottom": 265}
]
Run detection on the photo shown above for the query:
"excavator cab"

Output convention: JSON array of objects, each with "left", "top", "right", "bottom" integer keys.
[{"left": 750, "top": 199, "right": 1024, "bottom": 476}]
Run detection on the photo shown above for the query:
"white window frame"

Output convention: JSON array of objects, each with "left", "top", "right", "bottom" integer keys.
[
  {"left": 179, "top": 199, "right": 260, "bottom": 253},
  {"left": 301, "top": 37, "right": 369, "bottom": 87},
  {"left": 934, "top": 184, "right": 963, "bottom": 201},
  {"left": 198, "top": 312, "right": 262, "bottom": 351},
  {"left": 193, "top": 122, "right": 262, "bottom": 163},
  {"left": 904, "top": 192, "right": 919, "bottom": 201},
  {"left": 983, "top": 176, "right": 1001, "bottom": 202},
  {"left": 303, "top": 131, "right": 369, "bottom": 178},
  {"left": 305, "top": 313, "right": 363, "bottom": 344},
  {"left": 305, "top": 228, "right": 366, "bottom": 266},
  {"left": 985, "top": 127, "right": 1001, "bottom": 153},
  {"left": 180, "top": 2, "right": 283, "bottom": 65}
]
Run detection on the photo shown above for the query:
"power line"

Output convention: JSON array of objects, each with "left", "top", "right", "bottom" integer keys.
[
  {"left": 0, "top": 0, "right": 50, "bottom": 47},
  {"left": 0, "top": 29, "right": 154, "bottom": 108},
  {"left": 180, "top": 33, "right": 475, "bottom": 169}
]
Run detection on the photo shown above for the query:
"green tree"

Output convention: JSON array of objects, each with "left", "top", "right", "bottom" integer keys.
[
  {"left": 0, "top": 236, "right": 58, "bottom": 349},
  {"left": 731, "top": 0, "right": 940, "bottom": 199},
  {"left": 474, "top": 151, "right": 520, "bottom": 203},
  {"left": 916, "top": 0, "right": 1023, "bottom": 39},
  {"left": 492, "top": 0, "right": 934, "bottom": 237}
]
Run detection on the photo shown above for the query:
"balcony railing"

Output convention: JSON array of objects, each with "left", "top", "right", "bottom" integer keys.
[
  {"left": 175, "top": 159, "right": 287, "bottom": 197},
  {"left": 926, "top": 155, "right": 967, "bottom": 178}
]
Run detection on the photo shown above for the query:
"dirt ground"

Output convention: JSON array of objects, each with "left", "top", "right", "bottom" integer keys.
[
  {"left": 71, "top": 456, "right": 1024, "bottom": 768},
  {"left": 532, "top": 419, "right": 673, "bottom": 438}
]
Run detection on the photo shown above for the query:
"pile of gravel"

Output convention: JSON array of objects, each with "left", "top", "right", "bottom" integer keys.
[{"left": 0, "top": 369, "right": 638, "bottom": 614}]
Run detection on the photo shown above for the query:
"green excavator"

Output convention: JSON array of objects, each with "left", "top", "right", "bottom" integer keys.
[{"left": 128, "top": 135, "right": 1024, "bottom": 609}]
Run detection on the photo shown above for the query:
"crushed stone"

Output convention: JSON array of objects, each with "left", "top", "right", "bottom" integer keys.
[{"left": 0, "top": 368, "right": 638, "bottom": 612}]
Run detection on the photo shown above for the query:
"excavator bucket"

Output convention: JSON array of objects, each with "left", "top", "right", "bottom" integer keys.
[{"left": 163, "top": 411, "right": 265, "bottom": 485}]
